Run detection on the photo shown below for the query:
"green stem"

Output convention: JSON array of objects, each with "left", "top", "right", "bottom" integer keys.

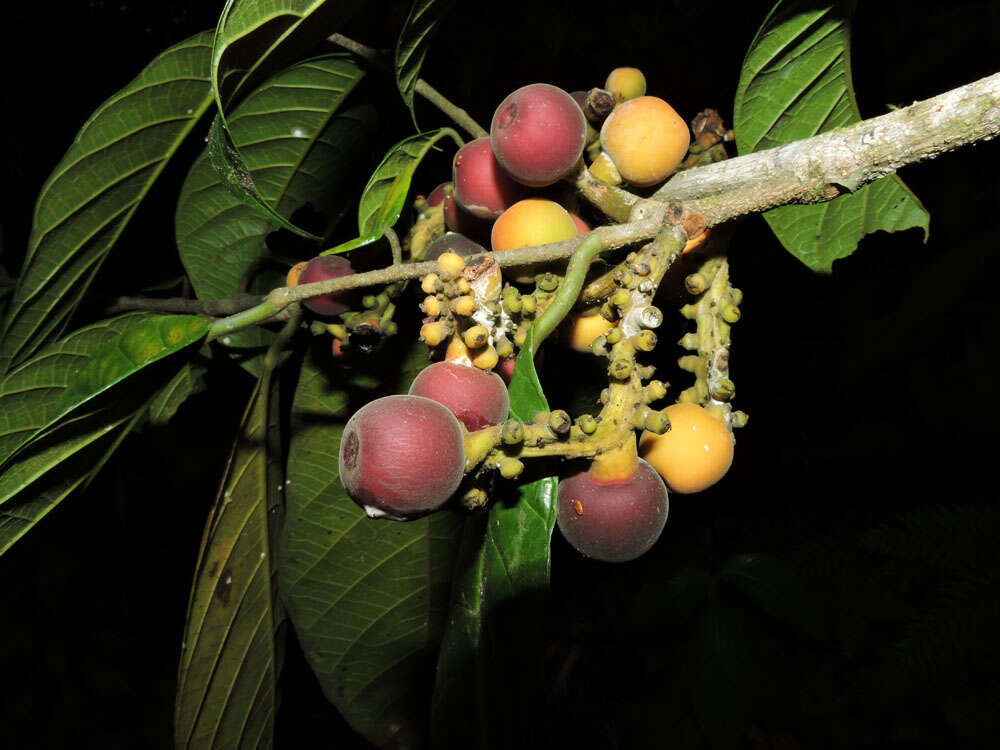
[
  {"left": 383, "top": 227, "right": 403, "bottom": 265},
  {"left": 207, "top": 300, "right": 281, "bottom": 341},
  {"left": 529, "top": 233, "right": 606, "bottom": 348}
]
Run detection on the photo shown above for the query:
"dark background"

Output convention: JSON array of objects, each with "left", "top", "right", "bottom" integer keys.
[{"left": 2, "top": 1, "right": 1000, "bottom": 747}]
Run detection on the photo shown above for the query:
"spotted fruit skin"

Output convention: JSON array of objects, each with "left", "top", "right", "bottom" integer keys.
[
  {"left": 557, "top": 459, "right": 668, "bottom": 562},
  {"left": 639, "top": 403, "right": 734, "bottom": 493},
  {"left": 339, "top": 395, "right": 466, "bottom": 519},
  {"left": 491, "top": 83, "right": 587, "bottom": 187},
  {"left": 409, "top": 361, "right": 509, "bottom": 431}
]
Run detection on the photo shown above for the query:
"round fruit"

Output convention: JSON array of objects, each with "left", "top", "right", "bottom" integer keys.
[
  {"left": 452, "top": 137, "right": 526, "bottom": 219},
  {"left": 605, "top": 67, "right": 647, "bottom": 103},
  {"left": 426, "top": 182, "right": 449, "bottom": 207},
  {"left": 409, "top": 361, "right": 510, "bottom": 431},
  {"left": 639, "top": 403, "right": 734, "bottom": 493},
  {"left": 491, "top": 198, "right": 578, "bottom": 283},
  {"left": 298, "top": 255, "right": 358, "bottom": 316},
  {"left": 562, "top": 310, "right": 615, "bottom": 352},
  {"left": 600, "top": 96, "right": 689, "bottom": 187},
  {"left": 339, "top": 395, "right": 466, "bottom": 519},
  {"left": 491, "top": 83, "right": 587, "bottom": 187},
  {"left": 568, "top": 211, "right": 591, "bottom": 235},
  {"left": 557, "top": 459, "right": 668, "bottom": 562},
  {"left": 423, "top": 232, "right": 487, "bottom": 261}
]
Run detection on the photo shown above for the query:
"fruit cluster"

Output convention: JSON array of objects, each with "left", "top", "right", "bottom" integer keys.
[{"left": 331, "top": 68, "right": 744, "bottom": 563}]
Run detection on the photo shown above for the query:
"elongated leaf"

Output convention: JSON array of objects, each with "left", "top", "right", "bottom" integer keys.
[
  {"left": 175, "top": 377, "right": 285, "bottom": 750},
  {"left": 432, "top": 329, "right": 557, "bottom": 749},
  {"left": 0, "top": 409, "right": 144, "bottom": 557},
  {"left": 733, "top": 0, "right": 929, "bottom": 271},
  {"left": 280, "top": 341, "right": 461, "bottom": 747},
  {"left": 177, "top": 55, "right": 374, "bottom": 375},
  {"left": 720, "top": 553, "right": 826, "bottom": 642},
  {"left": 212, "top": 0, "right": 364, "bottom": 115},
  {"left": 0, "top": 32, "right": 214, "bottom": 375},
  {"left": 147, "top": 357, "right": 208, "bottom": 426},
  {"left": 395, "top": 0, "right": 456, "bottom": 124},
  {"left": 0, "top": 312, "right": 158, "bottom": 467},
  {"left": 327, "top": 128, "right": 462, "bottom": 255},
  {"left": 0, "top": 315, "right": 203, "bottom": 556}
]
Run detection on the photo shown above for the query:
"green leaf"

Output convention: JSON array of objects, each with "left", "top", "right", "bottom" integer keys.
[
  {"left": 720, "top": 553, "right": 826, "bottom": 642},
  {"left": 0, "top": 31, "right": 214, "bottom": 376},
  {"left": 147, "top": 357, "right": 208, "bottom": 427},
  {"left": 280, "top": 342, "right": 462, "bottom": 747},
  {"left": 174, "top": 377, "right": 285, "bottom": 750},
  {"left": 733, "top": 0, "right": 929, "bottom": 271},
  {"left": 211, "top": 0, "right": 364, "bottom": 116},
  {"left": 395, "top": 0, "right": 456, "bottom": 125},
  {"left": 327, "top": 128, "right": 462, "bottom": 255},
  {"left": 0, "top": 314, "right": 201, "bottom": 557},
  {"left": 432, "top": 330, "right": 557, "bottom": 748},
  {"left": 176, "top": 55, "right": 375, "bottom": 374}
]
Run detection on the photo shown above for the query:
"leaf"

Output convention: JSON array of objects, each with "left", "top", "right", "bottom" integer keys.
[
  {"left": 174, "top": 377, "right": 285, "bottom": 750},
  {"left": 147, "top": 357, "right": 208, "bottom": 426},
  {"left": 176, "top": 55, "right": 375, "bottom": 374},
  {"left": 432, "top": 328, "right": 558, "bottom": 749},
  {"left": 280, "top": 341, "right": 462, "bottom": 747},
  {"left": 733, "top": 0, "right": 929, "bottom": 271},
  {"left": 0, "top": 31, "right": 214, "bottom": 376},
  {"left": 211, "top": 0, "right": 364, "bottom": 116},
  {"left": 720, "top": 553, "right": 827, "bottom": 642},
  {"left": 395, "top": 0, "right": 456, "bottom": 125},
  {"left": 0, "top": 314, "right": 203, "bottom": 556},
  {"left": 327, "top": 128, "right": 462, "bottom": 255}
]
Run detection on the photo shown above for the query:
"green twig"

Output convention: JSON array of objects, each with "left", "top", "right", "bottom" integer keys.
[
  {"left": 383, "top": 227, "right": 403, "bottom": 265},
  {"left": 207, "top": 300, "right": 282, "bottom": 341},
  {"left": 528, "top": 233, "right": 606, "bottom": 349}
]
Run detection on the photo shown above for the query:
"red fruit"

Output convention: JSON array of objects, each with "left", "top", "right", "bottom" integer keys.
[
  {"left": 427, "top": 182, "right": 449, "bottom": 207},
  {"left": 409, "top": 361, "right": 509, "bottom": 431},
  {"left": 491, "top": 83, "right": 587, "bottom": 187},
  {"left": 452, "top": 137, "right": 526, "bottom": 219},
  {"left": 299, "top": 255, "right": 357, "bottom": 316},
  {"left": 339, "top": 395, "right": 466, "bottom": 519},
  {"left": 443, "top": 189, "right": 494, "bottom": 242},
  {"left": 557, "top": 459, "right": 668, "bottom": 562}
]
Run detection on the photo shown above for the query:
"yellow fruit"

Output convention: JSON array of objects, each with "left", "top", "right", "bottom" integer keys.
[
  {"left": 562, "top": 310, "right": 615, "bottom": 352},
  {"left": 638, "top": 403, "right": 733, "bottom": 493},
  {"left": 605, "top": 67, "right": 647, "bottom": 103},
  {"left": 491, "top": 198, "right": 578, "bottom": 283},
  {"left": 600, "top": 96, "right": 689, "bottom": 187}
]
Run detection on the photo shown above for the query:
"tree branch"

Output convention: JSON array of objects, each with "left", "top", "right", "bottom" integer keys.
[
  {"left": 328, "top": 33, "right": 488, "bottom": 139},
  {"left": 204, "top": 72, "right": 999, "bottom": 337},
  {"left": 104, "top": 294, "right": 264, "bottom": 316}
]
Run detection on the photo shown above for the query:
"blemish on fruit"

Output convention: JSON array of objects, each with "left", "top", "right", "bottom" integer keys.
[{"left": 573, "top": 500, "right": 584, "bottom": 516}]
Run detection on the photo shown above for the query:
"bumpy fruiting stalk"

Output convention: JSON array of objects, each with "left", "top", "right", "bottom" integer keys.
[{"left": 677, "top": 256, "right": 747, "bottom": 431}]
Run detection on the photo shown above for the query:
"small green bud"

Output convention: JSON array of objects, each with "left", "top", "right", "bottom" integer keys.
[
  {"left": 537, "top": 273, "right": 560, "bottom": 292},
  {"left": 684, "top": 273, "right": 707, "bottom": 295},
  {"left": 520, "top": 295, "right": 537, "bottom": 315},
  {"left": 609, "top": 358, "right": 633, "bottom": 380},
  {"left": 721, "top": 303, "right": 741, "bottom": 323},
  {"left": 678, "top": 355, "right": 700, "bottom": 372},
  {"left": 362, "top": 294, "right": 377, "bottom": 309},
  {"left": 644, "top": 410, "right": 670, "bottom": 435},
  {"left": 383, "top": 321, "right": 398, "bottom": 336},
  {"left": 645, "top": 380, "right": 668, "bottom": 402},
  {"left": 577, "top": 414, "right": 598, "bottom": 434},
  {"left": 635, "top": 330, "right": 657, "bottom": 352},
  {"left": 599, "top": 388, "right": 610, "bottom": 404},
  {"left": 548, "top": 410, "right": 572, "bottom": 436},
  {"left": 605, "top": 327, "right": 623, "bottom": 345},
  {"left": 503, "top": 295, "right": 522, "bottom": 314},
  {"left": 501, "top": 419, "right": 525, "bottom": 445},
  {"left": 709, "top": 378, "right": 736, "bottom": 401},
  {"left": 680, "top": 332, "right": 700, "bottom": 351},
  {"left": 513, "top": 325, "right": 528, "bottom": 348},
  {"left": 679, "top": 387, "right": 700, "bottom": 404},
  {"left": 495, "top": 335, "right": 514, "bottom": 360},
  {"left": 729, "top": 287, "right": 744, "bottom": 306},
  {"left": 631, "top": 261, "right": 651, "bottom": 276},
  {"left": 462, "top": 487, "right": 488, "bottom": 510},
  {"left": 600, "top": 303, "right": 617, "bottom": 322},
  {"left": 611, "top": 289, "right": 631, "bottom": 309},
  {"left": 731, "top": 410, "right": 749, "bottom": 429},
  {"left": 680, "top": 304, "right": 698, "bottom": 320},
  {"left": 591, "top": 336, "right": 608, "bottom": 357}
]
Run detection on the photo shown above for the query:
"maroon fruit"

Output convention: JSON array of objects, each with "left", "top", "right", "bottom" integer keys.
[
  {"left": 299, "top": 255, "right": 357, "bottom": 316},
  {"left": 491, "top": 83, "right": 587, "bottom": 187},
  {"left": 426, "top": 182, "right": 449, "bottom": 207},
  {"left": 452, "top": 137, "right": 526, "bottom": 219},
  {"left": 556, "top": 459, "right": 668, "bottom": 562},
  {"left": 409, "top": 361, "right": 509, "bottom": 431},
  {"left": 339, "top": 395, "right": 466, "bottom": 519}
]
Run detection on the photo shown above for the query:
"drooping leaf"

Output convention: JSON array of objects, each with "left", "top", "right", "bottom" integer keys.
[
  {"left": 0, "top": 314, "right": 203, "bottom": 556},
  {"left": 326, "top": 128, "right": 463, "bottom": 255},
  {"left": 280, "top": 341, "right": 462, "bottom": 747},
  {"left": 211, "top": 0, "right": 364, "bottom": 117},
  {"left": 0, "top": 313, "right": 199, "bottom": 468},
  {"left": 721, "top": 553, "right": 827, "bottom": 642},
  {"left": 176, "top": 55, "right": 375, "bottom": 374},
  {"left": 395, "top": 0, "right": 457, "bottom": 125},
  {"left": 147, "top": 357, "right": 209, "bottom": 427},
  {"left": 174, "top": 376, "right": 285, "bottom": 750},
  {"left": 733, "top": 0, "right": 929, "bottom": 271},
  {"left": 432, "top": 328, "right": 558, "bottom": 749},
  {"left": 0, "top": 31, "right": 214, "bottom": 375}
]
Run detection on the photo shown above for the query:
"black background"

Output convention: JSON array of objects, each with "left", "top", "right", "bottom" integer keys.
[{"left": 2, "top": 1, "right": 999, "bottom": 747}]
